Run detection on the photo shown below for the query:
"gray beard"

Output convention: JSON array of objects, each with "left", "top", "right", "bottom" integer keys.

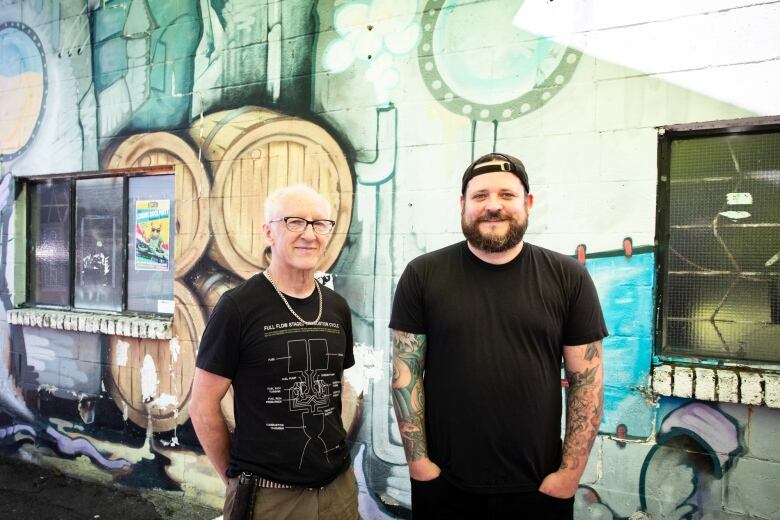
[{"left": 461, "top": 213, "right": 527, "bottom": 253}]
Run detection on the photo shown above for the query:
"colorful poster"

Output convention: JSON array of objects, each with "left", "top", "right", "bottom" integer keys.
[{"left": 135, "top": 200, "right": 170, "bottom": 271}]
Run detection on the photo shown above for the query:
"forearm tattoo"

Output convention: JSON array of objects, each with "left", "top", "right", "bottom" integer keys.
[
  {"left": 561, "top": 342, "right": 603, "bottom": 472},
  {"left": 391, "top": 331, "right": 429, "bottom": 462}
]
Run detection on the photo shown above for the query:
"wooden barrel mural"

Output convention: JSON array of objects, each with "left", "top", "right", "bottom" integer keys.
[
  {"left": 191, "top": 270, "right": 242, "bottom": 310},
  {"left": 104, "top": 132, "right": 210, "bottom": 278},
  {"left": 105, "top": 281, "right": 206, "bottom": 432},
  {"left": 190, "top": 107, "right": 353, "bottom": 279}
]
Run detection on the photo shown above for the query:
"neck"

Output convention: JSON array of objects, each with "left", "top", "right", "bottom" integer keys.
[
  {"left": 466, "top": 240, "right": 525, "bottom": 265},
  {"left": 265, "top": 263, "right": 316, "bottom": 298}
]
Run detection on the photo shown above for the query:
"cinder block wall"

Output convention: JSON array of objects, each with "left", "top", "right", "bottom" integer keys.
[{"left": 0, "top": 1, "right": 778, "bottom": 518}]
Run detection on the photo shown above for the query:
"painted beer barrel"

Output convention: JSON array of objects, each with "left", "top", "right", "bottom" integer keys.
[
  {"left": 190, "top": 107, "right": 353, "bottom": 279},
  {"left": 191, "top": 270, "right": 242, "bottom": 310},
  {"left": 104, "top": 132, "right": 210, "bottom": 278},
  {"left": 105, "top": 281, "right": 205, "bottom": 432}
]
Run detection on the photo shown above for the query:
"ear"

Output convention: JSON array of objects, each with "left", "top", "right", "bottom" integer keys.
[
  {"left": 262, "top": 223, "right": 274, "bottom": 245},
  {"left": 525, "top": 193, "right": 534, "bottom": 211},
  {"left": 459, "top": 194, "right": 465, "bottom": 212}
]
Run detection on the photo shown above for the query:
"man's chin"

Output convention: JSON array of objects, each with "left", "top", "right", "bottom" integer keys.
[{"left": 466, "top": 231, "right": 523, "bottom": 253}]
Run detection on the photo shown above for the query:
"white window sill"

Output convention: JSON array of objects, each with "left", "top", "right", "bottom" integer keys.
[
  {"left": 7, "top": 308, "right": 172, "bottom": 340},
  {"left": 652, "top": 363, "right": 780, "bottom": 408}
]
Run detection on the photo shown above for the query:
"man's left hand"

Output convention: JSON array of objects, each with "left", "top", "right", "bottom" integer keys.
[{"left": 538, "top": 470, "right": 579, "bottom": 499}]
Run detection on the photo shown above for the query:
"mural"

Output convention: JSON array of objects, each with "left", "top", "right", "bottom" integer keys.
[
  {"left": 1, "top": 1, "right": 779, "bottom": 519},
  {"left": 0, "top": 22, "right": 47, "bottom": 161}
]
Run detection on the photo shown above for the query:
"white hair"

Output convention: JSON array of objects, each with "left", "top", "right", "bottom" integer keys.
[{"left": 264, "top": 184, "right": 331, "bottom": 222}]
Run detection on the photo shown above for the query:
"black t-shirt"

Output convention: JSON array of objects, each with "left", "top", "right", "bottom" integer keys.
[
  {"left": 196, "top": 273, "right": 355, "bottom": 487},
  {"left": 389, "top": 241, "right": 608, "bottom": 493}
]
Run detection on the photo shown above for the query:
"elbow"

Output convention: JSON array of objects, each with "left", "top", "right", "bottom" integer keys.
[{"left": 189, "top": 392, "right": 213, "bottom": 427}]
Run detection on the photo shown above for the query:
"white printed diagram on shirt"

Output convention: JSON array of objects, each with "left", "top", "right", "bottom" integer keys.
[{"left": 265, "top": 335, "right": 346, "bottom": 468}]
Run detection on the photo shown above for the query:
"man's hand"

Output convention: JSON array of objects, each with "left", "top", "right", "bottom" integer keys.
[
  {"left": 539, "top": 469, "right": 579, "bottom": 499},
  {"left": 408, "top": 457, "right": 441, "bottom": 481}
]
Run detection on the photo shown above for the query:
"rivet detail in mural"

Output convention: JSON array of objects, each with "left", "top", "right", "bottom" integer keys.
[{"left": 417, "top": 0, "right": 581, "bottom": 121}]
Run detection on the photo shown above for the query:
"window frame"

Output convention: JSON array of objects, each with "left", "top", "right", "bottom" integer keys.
[
  {"left": 655, "top": 115, "right": 780, "bottom": 371},
  {"left": 23, "top": 166, "right": 175, "bottom": 318}
]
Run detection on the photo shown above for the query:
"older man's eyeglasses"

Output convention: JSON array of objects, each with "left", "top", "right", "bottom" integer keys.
[{"left": 269, "top": 217, "right": 336, "bottom": 235}]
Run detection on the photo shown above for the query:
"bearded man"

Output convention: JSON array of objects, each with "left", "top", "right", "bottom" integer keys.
[{"left": 389, "top": 153, "right": 607, "bottom": 519}]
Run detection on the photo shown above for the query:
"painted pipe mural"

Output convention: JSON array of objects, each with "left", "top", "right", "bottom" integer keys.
[{"left": 1, "top": 1, "right": 779, "bottom": 518}]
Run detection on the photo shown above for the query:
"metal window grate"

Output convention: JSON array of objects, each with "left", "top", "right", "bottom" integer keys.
[{"left": 661, "top": 130, "right": 780, "bottom": 363}]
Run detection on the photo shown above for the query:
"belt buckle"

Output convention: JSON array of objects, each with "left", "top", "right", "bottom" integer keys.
[{"left": 239, "top": 471, "right": 254, "bottom": 485}]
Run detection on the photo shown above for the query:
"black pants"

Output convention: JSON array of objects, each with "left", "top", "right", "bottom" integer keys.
[{"left": 411, "top": 476, "right": 574, "bottom": 520}]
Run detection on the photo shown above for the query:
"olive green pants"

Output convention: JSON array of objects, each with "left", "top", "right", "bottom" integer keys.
[{"left": 223, "top": 467, "right": 360, "bottom": 520}]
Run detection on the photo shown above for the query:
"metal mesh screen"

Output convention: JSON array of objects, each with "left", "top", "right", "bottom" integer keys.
[{"left": 662, "top": 131, "right": 780, "bottom": 362}]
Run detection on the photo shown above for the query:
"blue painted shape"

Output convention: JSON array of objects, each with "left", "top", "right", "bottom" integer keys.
[
  {"left": 585, "top": 251, "right": 655, "bottom": 437},
  {"left": 0, "top": 23, "right": 47, "bottom": 160},
  {"left": 91, "top": 0, "right": 202, "bottom": 134}
]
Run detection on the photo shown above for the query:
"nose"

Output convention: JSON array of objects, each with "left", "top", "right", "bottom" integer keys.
[
  {"left": 300, "top": 222, "right": 318, "bottom": 239},
  {"left": 484, "top": 194, "right": 503, "bottom": 212}
]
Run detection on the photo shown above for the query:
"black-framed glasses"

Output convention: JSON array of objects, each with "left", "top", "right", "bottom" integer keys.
[{"left": 269, "top": 216, "right": 336, "bottom": 235}]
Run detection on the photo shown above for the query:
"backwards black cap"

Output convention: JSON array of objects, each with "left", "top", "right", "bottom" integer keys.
[{"left": 461, "top": 152, "right": 529, "bottom": 195}]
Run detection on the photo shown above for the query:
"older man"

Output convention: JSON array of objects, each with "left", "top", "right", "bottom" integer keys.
[
  {"left": 191, "top": 184, "right": 359, "bottom": 520},
  {"left": 390, "top": 153, "right": 607, "bottom": 519}
]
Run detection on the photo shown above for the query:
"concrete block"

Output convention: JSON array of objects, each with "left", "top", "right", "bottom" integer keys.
[
  {"left": 672, "top": 366, "right": 693, "bottom": 398},
  {"left": 745, "top": 405, "right": 780, "bottom": 463},
  {"left": 724, "top": 458, "right": 780, "bottom": 519},
  {"left": 764, "top": 374, "right": 780, "bottom": 409},
  {"left": 717, "top": 370, "right": 739, "bottom": 403},
  {"left": 591, "top": 439, "right": 654, "bottom": 518},
  {"left": 580, "top": 436, "right": 603, "bottom": 486},
  {"left": 652, "top": 365, "right": 672, "bottom": 396},
  {"left": 739, "top": 372, "right": 763, "bottom": 406},
  {"left": 694, "top": 367, "right": 715, "bottom": 401}
]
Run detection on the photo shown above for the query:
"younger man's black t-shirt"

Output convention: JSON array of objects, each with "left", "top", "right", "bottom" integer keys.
[{"left": 390, "top": 241, "right": 607, "bottom": 493}]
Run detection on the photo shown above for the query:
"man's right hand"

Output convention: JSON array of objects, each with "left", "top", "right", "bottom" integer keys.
[{"left": 408, "top": 458, "right": 441, "bottom": 481}]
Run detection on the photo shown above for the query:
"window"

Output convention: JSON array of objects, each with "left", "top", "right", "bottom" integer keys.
[
  {"left": 27, "top": 171, "right": 175, "bottom": 315},
  {"left": 656, "top": 117, "right": 780, "bottom": 364}
]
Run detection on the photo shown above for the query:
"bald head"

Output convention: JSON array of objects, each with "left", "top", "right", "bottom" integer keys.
[{"left": 264, "top": 184, "right": 332, "bottom": 223}]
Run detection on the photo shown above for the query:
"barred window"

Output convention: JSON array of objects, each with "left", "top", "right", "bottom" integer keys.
[{"left": 657, "top": 118, "right": 780, "bottom": 364}]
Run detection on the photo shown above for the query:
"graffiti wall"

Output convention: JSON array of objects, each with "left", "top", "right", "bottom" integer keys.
[{"left": 1, "top": 0, "right": 779, "bottom": 518}]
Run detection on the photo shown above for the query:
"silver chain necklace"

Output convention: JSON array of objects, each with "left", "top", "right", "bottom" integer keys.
[{"left": 263, "top": 270, "right": 323, "bottom": 325}]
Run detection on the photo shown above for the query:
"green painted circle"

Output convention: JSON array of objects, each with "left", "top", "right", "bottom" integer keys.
[{"left": 418, "top": 0, "right": 581, "bottom": 121}]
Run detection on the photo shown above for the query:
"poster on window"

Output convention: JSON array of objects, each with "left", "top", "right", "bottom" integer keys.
[{"left": 135, "top": 200, "right": 170, "bottom": 271}]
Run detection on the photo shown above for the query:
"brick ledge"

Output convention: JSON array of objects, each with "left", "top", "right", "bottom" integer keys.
[
  {"left": 652, "top": 363, "right": 780, "bottom": 408},
  {"left": 7, "top": 308, "right": 172, "bottom": 340}
]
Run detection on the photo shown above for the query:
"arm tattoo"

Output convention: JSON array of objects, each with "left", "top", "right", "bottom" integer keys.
[
  {"left": 561, "top": 364, "right": 603, "bottom": 471},
  {"left": 584, "top": 342, "right": 600, "bottom": 361},
  {"left": 391, "top": 331, "right": 429, "bottom": 462}
]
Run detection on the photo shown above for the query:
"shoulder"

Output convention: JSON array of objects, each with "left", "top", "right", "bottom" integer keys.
[
  {"left": 220, "top": 273, "right": 269, "bottom": 306},
  {"left": 322, "top": 284, "right": 349, "bottom": 309},
  {"left": 406, "top": 241, "right": 463, "bottom": 272},
  {"left": 525, "top": 243, "right": 585, "bottom": 274}
]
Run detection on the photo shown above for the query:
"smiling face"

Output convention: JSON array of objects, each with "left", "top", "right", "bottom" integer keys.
[
  {"left": 263, "top": 187, "right": 332, "bottom": 274},
  {"left": 460, "top": 165, "right": 533, "bottom": 253}
]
